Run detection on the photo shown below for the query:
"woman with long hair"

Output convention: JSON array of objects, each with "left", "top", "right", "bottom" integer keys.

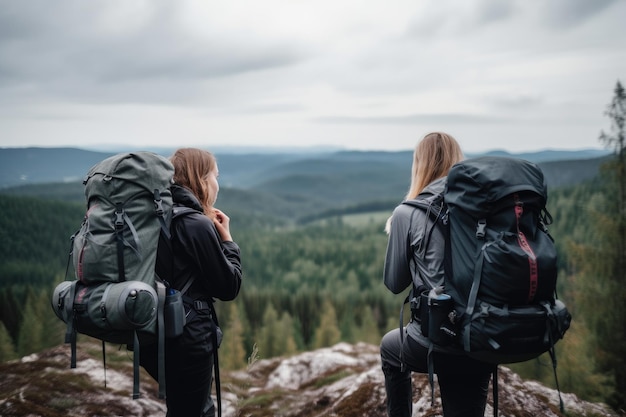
[
  {"left": 380, "top": 132, "right": 493, "bottom": 417},
  {"left": 141, "top": 148, "right": 242, "bottom": 417}
]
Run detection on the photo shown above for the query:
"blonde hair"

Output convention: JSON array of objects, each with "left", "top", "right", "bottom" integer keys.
[
  {"left": 170, "top": 148, "right": 217, "bottom": 218},
  {"left": 405, "top": 132, "right": 464, "bottom": 200}
]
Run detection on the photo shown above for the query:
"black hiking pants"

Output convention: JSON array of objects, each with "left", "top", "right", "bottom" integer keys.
[
  {"left": 380, "top": 327, "right": 493, "bottom": 417},
  {"left": 140, "top": 338, "right": 214, "bottom": 417},
  {"left": 141, "top": 304, "right": 218, "bottom": 417}
]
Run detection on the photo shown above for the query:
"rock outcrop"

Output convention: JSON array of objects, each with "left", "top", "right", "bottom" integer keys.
[{"left": 0, "top": 341, "right": 620, "bottom": 417}]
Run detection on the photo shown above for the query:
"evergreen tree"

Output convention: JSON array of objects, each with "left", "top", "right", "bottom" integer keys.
[
  {"left": 600, "top": 81, "right": 626, "bottom": 234},
  {"left": 0, "top": 321, "right": 17, "bottom": 362},
  {"left": 16, "top": 289, "right": 44, "bottom": 356},
  {"left": 290, "top": 315, "right": 306, "bottom": 351},
  {"left": 257, "top": 309, "right": 299, "bottom": 358},
  {"left": 556, "top": 319, "right": 610, "bottom": 403},
  {"left": 599, "top": 80, "right": 626, "bottom": 275},
  {"left": 384, "top": 316, "right": 398, "bottom": 336},
  {"left": 573, "top": 80, "right": 626, "bottom": 411},
  {"left": 38, "top": 287, "right": 65, "bottom": 349},
  {"left": 0, "top": 287, "right": 22, "bottom": 342},
  {"left": 291, "top": 288, "right": 321, "bottom": 348},
  {"left": 256, "top": 303, "right": 281, "bottom": 359},
  {"left": 312, "top": 300, "right": 341, "bottom": 349},
  {"left": 339, "top": 307, "right": 355, "bottom": 343},
  {"left": 221, "top": 302, "right": 247, "bottom": 370},
  {"left": 277, "top": 311, "right": 298, "bottom": 356},
  {"left": 352, "top": 306, "right": 381, "bottom": 345}
]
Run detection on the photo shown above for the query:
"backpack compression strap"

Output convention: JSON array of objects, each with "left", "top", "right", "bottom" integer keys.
[
  {"left": 129, "top": 189, "right": 171, "bottom": 399},
  {"left": 463, "top": 219, "right": 490, "bottom": 351},
  {"left": 64, "top": 281, "right": 78, "bottom": 369},
  {"left": 544, "top": 302, "right": 565, "bottom": 414},
  {"left": 462, "top": 212, "right": 511, "bottom": 417},
  {"left": 156, "top": 280, "right": 167, "bottom": 399},
  {"left": 114, "top": 203, "right": 127, "bottom": 282},
  {"left": 113, "top": 189, "right": 167, "bottom": 284},
  {"left": 154, "top": 201, "right": 173, "bottom": 400},
  {"left": 62, "top": 235, "right": 79, "bottom": 368}
]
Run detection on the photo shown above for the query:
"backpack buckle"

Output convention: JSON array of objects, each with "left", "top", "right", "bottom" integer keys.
[
  {"left": 115, "top": 204, "right": 124, "bottom": 229},
  {"left": 194, "top": 300, "right": 210, "bottom": 311},
  {"left": 476, "top": 219, "right": 486, "bottom": 239},
  {"left": 153, "top": 189, "right": 165, "bottom": 217}
]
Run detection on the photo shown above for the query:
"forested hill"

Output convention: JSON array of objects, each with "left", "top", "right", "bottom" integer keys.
[
  {"left": 0, "top": 147, "right": 612, "bottom": 227},
  {"left": 0, "top": 146, "right": 611, "bottom": 190}
]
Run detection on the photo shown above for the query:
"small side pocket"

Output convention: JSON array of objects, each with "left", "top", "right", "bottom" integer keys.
[
  {"left": 164, "top": 289, "right": 186, "bottom": 338},
  {"left": 550, "top": 299, "right": 572, "bottom": 341}
]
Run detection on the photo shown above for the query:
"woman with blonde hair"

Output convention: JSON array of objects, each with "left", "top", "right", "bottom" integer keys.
[
  {"left": 380, "top": 132, "right": 493, "bottom": 416},
  {"left": 141, "top": 148, "right": 242, "bottom": 417}
]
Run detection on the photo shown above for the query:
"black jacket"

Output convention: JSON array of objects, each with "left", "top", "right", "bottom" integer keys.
[
  {"left": 166, "top": 184, "right": 242, "bottom": 303},
  {"left": 141, "top": 185, "right": 241, "bottom": 411}
]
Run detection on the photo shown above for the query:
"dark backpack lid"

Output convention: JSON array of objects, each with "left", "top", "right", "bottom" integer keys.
[{"left": 444, "top": 156, "right": 547, "bottom": 217}]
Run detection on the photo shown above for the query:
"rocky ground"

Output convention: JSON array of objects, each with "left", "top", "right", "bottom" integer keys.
[{"left": 0, "top": 341, "right": 620, "bottom": 417}]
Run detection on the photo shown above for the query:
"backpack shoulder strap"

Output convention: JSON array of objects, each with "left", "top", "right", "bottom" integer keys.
[
  {"left": 168, "top": 206, "right": 201, "bottom": 294},
  {"left": 402, "top": 191, "right": 447, "bottom": 259},
  {"left": 397, "top": 192, "right": 446, "bottom": 374},
  {"left": 156, "top": 206, "right": 200, "bottom": 280},
  {"left": 401, "top": 191, "right": 446, "bottom": 222}
]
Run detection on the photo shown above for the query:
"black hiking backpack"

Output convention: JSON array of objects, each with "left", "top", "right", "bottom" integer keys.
[{"left": 402, "top": 156, "right": 571, "bottom": 414}]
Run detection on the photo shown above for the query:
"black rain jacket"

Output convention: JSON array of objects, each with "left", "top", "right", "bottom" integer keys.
[
  {"left": 166, "top": 184, "right": 242, "bottom": 303},
  {"left": 152, "top": 184, "right": 242, "bottom": 357}
]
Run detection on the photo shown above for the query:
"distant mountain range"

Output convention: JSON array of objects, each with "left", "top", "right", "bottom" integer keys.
[
  {"left": 0, "top": 146, "right": 611, "bottom": 190},
  {"left": 0, "top": 147, "right": 613, "bottom": 224}
]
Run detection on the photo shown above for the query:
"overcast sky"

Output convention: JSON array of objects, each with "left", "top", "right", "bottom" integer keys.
[{"left": 1, "top": 0, "right": 624, "bottom": 153}]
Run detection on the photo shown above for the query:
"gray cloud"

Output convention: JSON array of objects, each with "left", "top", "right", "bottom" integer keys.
[
  {"left": 473, "top": 0, "right": 516, "bottom": 25},
  {"left": 0, "top": 0, "right": 623, "bottom": 152},
  {"left": 0, "top": 1, "right": 304, "bottom": 104},
  {"left": 316, "top": 113, "right": 512, "bottom": 125},
  {"left": 542, "top": 0, "right": 619, "bottom": 29},
  {"left": 405, "top": 0, "right": 516, "bottom": 39},
  {"left": 233, "top": 102, "right": 308, "bottom": 115},
  {"left": 488, "top": 94, "right": 544, "bottom": 109},
  {"left": 0, "top": 1, "right": 62, "bottom": 40}
]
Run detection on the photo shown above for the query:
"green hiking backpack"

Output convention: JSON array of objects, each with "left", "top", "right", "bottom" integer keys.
[{"left": 51, "top": 151, "right": 176, "bottom": 399}]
